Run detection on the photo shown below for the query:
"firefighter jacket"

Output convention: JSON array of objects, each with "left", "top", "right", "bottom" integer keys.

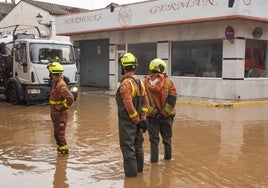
[
  {"left": 144, "top": 73, "right": 177, "bottom": 118},
  {"left": 50, "top": 77, "right": 74, "bottom": 115},
  {"left": 116, "top": 71, "right": 149, "bottom": 124}
]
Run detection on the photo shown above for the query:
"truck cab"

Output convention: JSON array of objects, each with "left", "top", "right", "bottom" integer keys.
[{"left": 0, "top": 25, "right": 79, "bottom": 105}]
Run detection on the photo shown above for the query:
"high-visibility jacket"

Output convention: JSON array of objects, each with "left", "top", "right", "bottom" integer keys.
[
  {"left": 50, "top": 78, "right": 74, "bottom": 115},
  {"left": 144, "top": 73, "right": 177, "bottom": 118},
  {"left": 116, "top": 71, "right": 149, "bottom": 124}
]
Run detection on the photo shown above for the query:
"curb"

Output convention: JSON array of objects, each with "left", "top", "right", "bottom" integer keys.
[
  {"left": 177, "top": 100, "right": 268, "bottom": 108},
  {"left": 92, "top": 89, "right": 268, "bottom": 108}
]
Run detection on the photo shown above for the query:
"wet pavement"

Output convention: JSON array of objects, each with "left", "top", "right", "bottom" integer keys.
[{"left": 0, "top": 88, "right": 268, "bottom": 188}]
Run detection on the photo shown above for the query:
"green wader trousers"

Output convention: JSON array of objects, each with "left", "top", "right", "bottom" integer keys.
[
  {"left": 119, "top": 118, "right": 145, "bottom": 177},
  {"left": 148, "top": 117, "right": 173, "bottom": 163}
]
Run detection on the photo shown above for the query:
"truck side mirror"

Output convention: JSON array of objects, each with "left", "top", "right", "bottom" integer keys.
[
  {"left": 0, "top": 42, "right": 7, "bottom": 54},
  {"left": 14, "top": 44, "right": 27, "bottom": 67},
  {"left": 14, "top": 48, "right": 21, "bottom": 62},
  {"left": 15, "top": 48, "right": 21, "bottom": 63},
  {"left": 14, "top": 47, "right": 27, "bottom": 67}
]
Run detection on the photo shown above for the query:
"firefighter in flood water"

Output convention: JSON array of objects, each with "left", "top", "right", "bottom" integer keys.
[
  {"left": 115, "top": 52, "right": 149, "bottom": 177},
  {"left": 144, "top": 58, "right": 177, "bottom": 163},
  {"left": 47, "top": 62, "right": 74, "bottom": 155}
]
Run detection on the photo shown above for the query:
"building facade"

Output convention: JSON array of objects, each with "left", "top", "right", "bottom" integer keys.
[
  {"left": 56, "top": 0, "right": 268, "bottom": 100},
  {"left": 0, "top": 0, "right": 88, "bottom": 41}
]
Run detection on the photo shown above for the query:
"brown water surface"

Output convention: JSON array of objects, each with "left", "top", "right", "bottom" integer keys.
[{"left": 0, "top": 89, "right": 268, "bottom": 188}]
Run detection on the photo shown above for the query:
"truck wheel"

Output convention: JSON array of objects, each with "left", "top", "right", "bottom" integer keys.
[{"left": 7, "top": 84, "right": 20, "bottom": 105}]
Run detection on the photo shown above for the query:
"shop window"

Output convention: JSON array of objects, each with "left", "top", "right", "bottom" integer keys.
[
  {"left": 245, "top": 39, "right": 267, "bottom": 78},
  {"left": 128, "top": 43, "right": 157, "bottom": 75},
  {"left": 117, "top": 44, "right": 126, "bottom": 51},
  {"left": 171, "top": 40, "right": 222, "bottom": 77}
]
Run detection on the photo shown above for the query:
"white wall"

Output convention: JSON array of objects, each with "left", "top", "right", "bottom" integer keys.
[
  {"left": 0, "top": 1, "right": 69, "bottom": 41},
  {"left": 173, "top": 77, "right": 268, "bottom": 100}
]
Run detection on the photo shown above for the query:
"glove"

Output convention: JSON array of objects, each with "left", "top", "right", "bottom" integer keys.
[
  {"left": 55, "top": 105, "right": 67, "bottom": 111},
  {"left": 156, "top": 113, "right": 165, "bottom": 121},
  {"left": 131, "top": 116, "right": 140, "bottom": 125},
  {"left": 147, "top": 107, "right": 158, "bottom": 118},
  {"left": 138, "top": 121, "right": 147, "bottom": 133}
]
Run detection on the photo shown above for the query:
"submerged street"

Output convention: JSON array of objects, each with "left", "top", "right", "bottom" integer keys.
[{"left": 0, "top": 89, "right": 268, "bottom": 188}]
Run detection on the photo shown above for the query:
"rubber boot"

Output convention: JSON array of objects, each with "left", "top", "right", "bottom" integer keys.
[
  {"left": 124, "top": 158, "right": 138, "bottom": 177},
  {"left": 164, "top": 144, "right": 172, "bottom": 160},
  {"left": 150, "top": 144, "right": 159, "bottom": 163},
  {"left": 136, "top": 156, "right": 144, "bottom": 172},
  {"left": 58, "top": 145, "right": 69, "bottom": 156}
]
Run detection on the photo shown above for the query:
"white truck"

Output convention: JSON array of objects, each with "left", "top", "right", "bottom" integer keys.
[{"left": 0, "top": 25, "right": 79, "bottom": 105}]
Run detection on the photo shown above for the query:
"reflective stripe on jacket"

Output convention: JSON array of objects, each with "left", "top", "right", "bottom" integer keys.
[
  {"left": 50, "top": 99, "right": 71, "bottom": 108},
  {"left": 50, "top": 78, "right": 74, "bottom": 114},
  {"left": 144, "top": 73, "right": 177, "bottom": 117},
  {"left": 116, "top": 72, "right": 149, "bottom": 121}
]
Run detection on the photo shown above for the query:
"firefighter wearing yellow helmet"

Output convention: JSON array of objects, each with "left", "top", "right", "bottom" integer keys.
[
  {"left": 118, "top": 52, "right": 138, "bottom": 75},
  {"left": 149, "top": 58, "right": 167, "bottom": 73},
  {"left": 144, "top": 58, "right": 178, "bottom": 163},
  {"left": 48, "top": 62, "right": 74, "bottom": 155},
  {"left": 116, "top": 52, "right": 149, "bottom": 177},
  {"left": 48, "top": 61, "right": 64, "bottom": 75}
]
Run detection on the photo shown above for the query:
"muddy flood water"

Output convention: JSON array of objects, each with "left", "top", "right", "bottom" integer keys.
[{"left": 0, "top": 88, "right": 268, "bottom": 188}]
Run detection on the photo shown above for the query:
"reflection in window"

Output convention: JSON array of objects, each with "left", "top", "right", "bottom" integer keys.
[
  {"left": 117, "top": 44, "right": 126, "bottom": 51},
  {"left": 245, "top": 39, "right": 266, "bottom": 78},
  {"left": 171, "top": 40, "right": 222, "bottom": 77},
  {"left": 29, "top": 43, "right": 75, "bottom": 64},
  {"left": 128, "top": 43, "right": 157, "bottom": 75}
]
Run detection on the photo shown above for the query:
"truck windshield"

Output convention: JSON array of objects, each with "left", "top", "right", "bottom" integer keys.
[{"left": 30, "top": 43, "right": 75, "bottom": 64}]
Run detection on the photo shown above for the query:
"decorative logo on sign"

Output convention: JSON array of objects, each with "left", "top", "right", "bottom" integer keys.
[
  {"left": 243, "top": 0, "right": 252, "bottom": 5},
  {"left": 118, "top": 6, "right": 132, "bottom": 27},
  {"left": 225, "top": 26, "right": 235, "bottom": 41}
]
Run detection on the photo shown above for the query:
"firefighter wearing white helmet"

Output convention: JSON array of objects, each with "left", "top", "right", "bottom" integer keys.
[
  {"left": 116, "top": 52, "right": 149, "bottom": 177},
  {"left": 48, "top": 62, "right": 74, "bottom": 155},
  {"left": 144, "top": 58, "right": 178, "bottom": 163}
]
